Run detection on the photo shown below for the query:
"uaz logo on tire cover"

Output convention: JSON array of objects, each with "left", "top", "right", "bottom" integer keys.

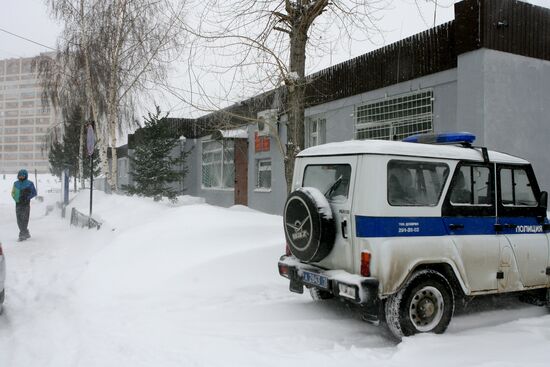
[
  {"left": 285, "top": 196, "right": 313, "bottom": 250},
  {"left": 283, "top": 188, "right": 336, "bottom": 263}
]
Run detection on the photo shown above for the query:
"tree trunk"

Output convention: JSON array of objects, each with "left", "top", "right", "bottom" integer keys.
[
  {"left": 80, "top": 0, "right": 106, "bottom": 189},
  {"left": 108, "top": 103, "right": 118, "bottom": 191},
  {"left": 99, "top": 142, "right": 109, "bottom": 190},
  {"left": 105, "top": 0, "right": 126, "bottom": 192},
  {"left": 107, "top": 98, "right": 117, "bottom": 191},
  {"left": 285, "top": 30, "right": 307, "bottom": 193}
]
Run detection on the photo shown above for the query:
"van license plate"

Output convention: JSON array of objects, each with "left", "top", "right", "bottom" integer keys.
[{"left": 302, "top": 271, "right": 329, "bottom": 289}]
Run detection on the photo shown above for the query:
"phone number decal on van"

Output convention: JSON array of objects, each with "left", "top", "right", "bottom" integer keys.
[
  {"left": 356, "top": 217, "right": 446, "bottom": 238},
  {"left": 398, "top": 222, "right": 421, "bottom": 234},
  {"left": 356, "top": 216, "right": 550, "bottom": 238}
]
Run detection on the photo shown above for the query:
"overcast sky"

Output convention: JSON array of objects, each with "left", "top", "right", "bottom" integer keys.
[
  {"left": 0, "top": 0, "right": 460, "bottom": 60},
  {"left": 1, "top": 0, "right": 548, "bottom": 117}
]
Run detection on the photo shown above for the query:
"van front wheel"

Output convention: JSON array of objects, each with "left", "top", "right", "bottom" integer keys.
[{"left": 385, "top": 269, "right": 454, "bottom": 339}]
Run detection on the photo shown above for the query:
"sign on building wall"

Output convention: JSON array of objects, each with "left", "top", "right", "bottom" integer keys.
[{"left": 255, "top": 132, "right": 270, "bottom": 152}]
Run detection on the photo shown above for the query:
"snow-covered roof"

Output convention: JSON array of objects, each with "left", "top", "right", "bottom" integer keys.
[
  {"left": 219, "top": 128, "right": 248, "bottom": 139},
  {"left": 298, "top": 140, "right": 528, "bottom": 164}
]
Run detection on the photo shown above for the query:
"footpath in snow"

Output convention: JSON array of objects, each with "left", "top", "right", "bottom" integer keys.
[{"left": 0, "top": 175, "right": 549, "bottom": 367}]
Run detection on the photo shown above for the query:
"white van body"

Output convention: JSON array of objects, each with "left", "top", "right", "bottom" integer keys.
[{"left": 279, "top": 137, "right": 550, "bottom": 337}]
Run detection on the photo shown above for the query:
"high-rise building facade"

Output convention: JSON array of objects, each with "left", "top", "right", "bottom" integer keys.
[{"left": 0, "top": 55, "right": 57, "bottom": 174}]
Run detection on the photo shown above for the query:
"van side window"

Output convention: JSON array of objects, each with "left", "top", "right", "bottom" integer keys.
[
  {"left": 500, "top": 168, "right": 537, "bottom": 207},
  {"left": 387, "top": 160, "right": 449, "bottom": 206},
  {"left": 450, "top": 165, "right": 492, "bottom": 206},
  {"left": 303, "top": 164, "right": 352, "bottom": 200}
]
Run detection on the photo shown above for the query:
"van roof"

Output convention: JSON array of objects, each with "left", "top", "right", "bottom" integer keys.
[{"left": 298, "top": 140, "right": 528, "bottom": 164}]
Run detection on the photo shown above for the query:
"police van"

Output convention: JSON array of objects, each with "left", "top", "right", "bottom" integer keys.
[{"left": 278, "top": 132, "right": 550, "bottom": 338}]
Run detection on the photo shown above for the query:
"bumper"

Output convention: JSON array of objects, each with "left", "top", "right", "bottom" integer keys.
[{"left": 278, "top": 256, "right": 380, "bottom": 318}]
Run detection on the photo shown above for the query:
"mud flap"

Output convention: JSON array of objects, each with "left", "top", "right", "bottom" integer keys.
[
  {"left": 289, "top": 268, "right": 304, "bottom": 294},
  {"left": 290, "top": 280, "right": 304, "bottom": 294}
]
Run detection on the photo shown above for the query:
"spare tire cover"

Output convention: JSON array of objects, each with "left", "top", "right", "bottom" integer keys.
[{"left": 283, "top": 187, "right": 336, "bottom": 263}]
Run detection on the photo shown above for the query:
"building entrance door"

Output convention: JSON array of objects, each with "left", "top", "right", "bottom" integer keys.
[{"left": 234, "top": 139, "right": 248, "bottom": 206}]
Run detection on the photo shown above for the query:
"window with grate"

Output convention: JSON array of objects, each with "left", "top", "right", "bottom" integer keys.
[
  {"left": 256, "top": 159, "right": 272, "bottom": 190},
  {"left": 355, "top": 90, "right": 433, "bottom": 141},
  {"left": 201, "top": 139, "right": 234, "bottom": 189},
  {"left": 304, "top": 116, "right": 326, "bottom": 148}
]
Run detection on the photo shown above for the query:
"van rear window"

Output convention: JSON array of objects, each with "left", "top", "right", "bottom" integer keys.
[
  {"left": 388, "top": 160, "right": 449, "bottom": 206},
  {"left": 303, "top": 164, "right": 351, "bottom": 201}
]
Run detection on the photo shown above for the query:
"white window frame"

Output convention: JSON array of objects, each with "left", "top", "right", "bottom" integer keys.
[
  {"left": 355, "top": 90, "right": 434, "bottom": 141},
  {"left": 255, "top": 158, "right": 272, "bottom": 192},
  {"left": 305, "top": 115, "right": 326, "bottom": 148},
  {"left": 201, "top": 139, "right": 234, "bottom": 190}
]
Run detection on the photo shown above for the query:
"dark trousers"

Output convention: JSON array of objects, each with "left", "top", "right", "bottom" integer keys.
[{"left": 16, "top": 203, "right": 30, "bottom": 237}]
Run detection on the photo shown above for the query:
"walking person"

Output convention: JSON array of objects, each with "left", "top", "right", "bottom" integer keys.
[{"left": 11, "top": 169, "right": 37, "bottom": 241}]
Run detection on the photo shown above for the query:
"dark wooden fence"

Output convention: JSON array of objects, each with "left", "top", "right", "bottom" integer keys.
[
  {"left": 481, "top": 0, "right": 550, "bottom": 62},
  {"left": 305, "top": 21, "right": 457, "bottom": 106},
  {"left": 455, "top": 0, "right": 550, "bottom": 60},
  {"left": 306, "top": 0, "right": 550, "bottom": 107}
]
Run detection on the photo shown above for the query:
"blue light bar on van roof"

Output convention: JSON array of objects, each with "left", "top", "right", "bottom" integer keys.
[{"left": 402, "top": 132, "right": 476, "bottom": 145}]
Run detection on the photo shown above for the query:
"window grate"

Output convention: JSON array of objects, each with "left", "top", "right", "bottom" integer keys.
[
  {"left": 355, "top": 91, "right": 433, "bottom": 141},
  {"left": 256, "top": 159, "right": 272, "bottom": 189}
]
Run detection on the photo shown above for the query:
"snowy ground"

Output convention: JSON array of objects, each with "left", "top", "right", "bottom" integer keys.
[{"left": 0, "top": 175, "right": 549, "bottom": 367}]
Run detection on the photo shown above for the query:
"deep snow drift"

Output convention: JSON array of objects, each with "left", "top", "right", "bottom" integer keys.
[{"left": 0, "top": 175, "right": 549, "bottom": 367}]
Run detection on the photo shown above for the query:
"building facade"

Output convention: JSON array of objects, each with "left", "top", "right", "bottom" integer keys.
[
  {"left": 126, "top": 0, "right": 550, "bottom": 216},
  {"left": 0, "top": 55, "right": 58, "bottom": 174}
]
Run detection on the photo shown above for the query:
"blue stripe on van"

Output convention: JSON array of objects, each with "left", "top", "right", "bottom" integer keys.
[
  {"left": 494, "top": 217, "right": 548, "bottom": 235},
  {"left": 355, "top": 216, "right": 548, "bottom": 238}
]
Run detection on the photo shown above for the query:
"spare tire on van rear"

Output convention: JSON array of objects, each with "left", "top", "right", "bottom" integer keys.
[{"left": 283, "top": 187, "right": 335, "bottom": 263}]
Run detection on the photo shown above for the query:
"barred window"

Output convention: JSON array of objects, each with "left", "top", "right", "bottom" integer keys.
[
  {"left": 256, "top": 159, "right": 272, "bottom": 190},
  {"left": 202, "top": 139, "right": 234, "bottom": 189},
  {"left": 355, "top": 91, "right": 433, "bottom": 141}
]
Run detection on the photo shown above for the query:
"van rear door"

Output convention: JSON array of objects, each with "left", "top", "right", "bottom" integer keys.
[{"left": 301, "top": 156, "right": 358, "bottom": 272}]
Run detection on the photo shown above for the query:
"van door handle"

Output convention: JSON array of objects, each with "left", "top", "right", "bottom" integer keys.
[
  {"left": 449, "top": 223, "right": 464, "bottom": 230},
  {"left": 494, "top": 223, "right": 517, "bottom": 232},
  {"left": 341, "top": 220, "right": 348, "bottom": 239}
]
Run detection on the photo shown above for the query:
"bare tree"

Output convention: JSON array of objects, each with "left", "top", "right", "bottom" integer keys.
[
  {"left": 93, "top": 0, "right": 188, "bottom": 190},
  {"left": 41, "top": 0, "right": 114, "bottom": 188},
  {"left": 35, "top": 52, "right": 84, "bottom": 188},
  {"left": 178, "top": 0, "right": 385, "bottom": 192},
  {"left": 33, "top": 16, "right": 105, "bottom": 189},
  {"left": 45, "top": 0, "right": 188, "bottom": 190}
]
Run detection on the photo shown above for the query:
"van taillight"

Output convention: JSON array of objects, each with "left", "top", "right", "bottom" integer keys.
[
  {"left": 285, "top": 242, "right": 291, "bottom": 256},
  {"left": 361, "top": 251, "right": 371, "bottom": 277},
  {"left": 278, "top": 263, "right": 290, "bottom": 278}
]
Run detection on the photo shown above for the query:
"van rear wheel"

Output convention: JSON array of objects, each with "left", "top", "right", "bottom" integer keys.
[{"left": 385, "top": 269, "right": 454, "bottom": 339}]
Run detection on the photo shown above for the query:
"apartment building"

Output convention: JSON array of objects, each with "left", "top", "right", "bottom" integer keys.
[{"left": 0, "top": 55, "right": 57, "bottom": 174}]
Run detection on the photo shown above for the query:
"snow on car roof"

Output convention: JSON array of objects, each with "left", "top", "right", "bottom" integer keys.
[{"left": 298, "top": 140, "right": 528, "bottom": 164}]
